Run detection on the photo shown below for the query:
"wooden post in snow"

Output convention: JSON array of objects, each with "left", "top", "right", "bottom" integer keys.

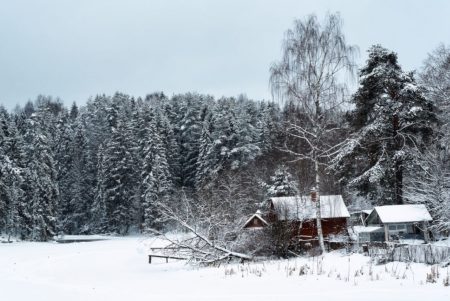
[
  {"left": 384, "top": 224, "right": 389, "bottom": 242},
  {"left": 423, "top": 221, "right": 430, "bottom": 243}
]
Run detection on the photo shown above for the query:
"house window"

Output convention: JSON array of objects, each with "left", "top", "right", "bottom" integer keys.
[
  {"left": 358, "top": 232, "right": 370, "bottom": 242},
  {"left": 388, "top": 224, "right": 407, "bottom": 233}
]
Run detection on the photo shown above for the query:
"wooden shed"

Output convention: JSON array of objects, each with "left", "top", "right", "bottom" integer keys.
[
  {"left": 365, "top": 204, "right": 432, "bottom": 242},
  {"left": 243, "top": 210, "right": 269, "bottom": 229}
]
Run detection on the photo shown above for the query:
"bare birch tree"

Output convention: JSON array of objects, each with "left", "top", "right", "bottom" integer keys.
[
  {"left": 420, "top": 44, "right": 450, "bottom": 149},
  {"left": 420, "top": 44, "right": 450, "bottom": 120},
  {"left": 269, "top": 13, "right": 357, "bottom": 253},
  {"left": 404, "top": 148, "right": 450, "bottom": 235}
]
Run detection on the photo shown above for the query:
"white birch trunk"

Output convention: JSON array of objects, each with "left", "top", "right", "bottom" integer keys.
[{"left": 314, "top": 156, "right": 326, "bottom": 254}]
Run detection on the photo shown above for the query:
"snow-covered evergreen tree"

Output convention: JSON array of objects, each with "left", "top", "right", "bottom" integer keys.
[
  {"left": 266, "top": 165, "right": 299, "bottom": 197},
  {"left": 141, "top": 110, "right": 172, "bottom": 231},
  {"left": 258, "top": 102, "right": 281, "bottom": 152},
  {"left": 333, "top": 45, "right": 437, "bottom": 205},
  {"left": 231, "top": 100, "right": 261, "bottom": 170},
  {"left": 177, "top": 93, "right": 205, "bottom": 187},
  {"left": 0, "top": 108, "right": 15, "bottom": 233},
  {"left": 91, "top": 143, "right": 108, "bottom": 233},
  {"left": 59, "top": 120, "right": 93, "bottom": 234},
  {"left": 22, "top": 110, "right": 59, "bottom": 241},
  {"left": 103, "top": 127, "right": 134, "bottom": 233},
  {"left": 94, "top": 99, "right": 136, "bottom": 234},
  {"left": 195, "top": 108, "right": 216, "bottom": 188}
]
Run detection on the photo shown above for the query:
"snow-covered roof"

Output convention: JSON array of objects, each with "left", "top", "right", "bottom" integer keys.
[
  {"left": 349, "top": 209, "right": 373, "bottom": 215},
  {"left": 372, "top": 204, "right": 432, "bottom": 223},
  {"left": 243, "top": 211, "right": 269, "bottom": 228},
  {"left": 269, "top": 195, "right": 350, "bottom": 221},
  {"left": 352, "top": 226, "right": 384, "bottom": 234}
]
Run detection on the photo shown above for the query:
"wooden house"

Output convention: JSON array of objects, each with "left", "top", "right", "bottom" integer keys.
[
  {"left": 267, "top": 194, "right": 350, "bottom": 242},
  {"left": 362, "top": 204, "right": 432, "bottom": 242}
]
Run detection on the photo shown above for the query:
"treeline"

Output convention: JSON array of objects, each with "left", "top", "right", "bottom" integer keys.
[{"left": 1, "top": 92, "right": 320, "bottom": 240}]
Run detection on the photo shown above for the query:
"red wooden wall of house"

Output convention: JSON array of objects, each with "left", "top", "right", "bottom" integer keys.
[{"left": 289, "top": 218, "right": 348, "bottom": 240}]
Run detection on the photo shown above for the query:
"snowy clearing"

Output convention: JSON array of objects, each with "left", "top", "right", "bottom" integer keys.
[{"left": 1, "top": 236, "right": 449, "bottom": 301}]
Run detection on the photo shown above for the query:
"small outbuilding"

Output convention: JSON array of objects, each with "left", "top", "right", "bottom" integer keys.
[
  {"left": 243, "top": 210, "right": 269, "bottom": 229},
  {"left": 349, "top": 209, "right": 372, "bottom": 226},
  {"left": 352, "top": 225, "right": 385, "bottom": 243},
  {"left": 365, "top": 204, "right": 433, "bottom": 242}
]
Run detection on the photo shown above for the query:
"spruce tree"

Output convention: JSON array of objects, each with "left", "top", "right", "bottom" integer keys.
[
  {"left": 91, "top": 144, "right": 108, "bottom": 233},
  {"left": 22, "top": 111, "right": 59, "bottom": 241},
  {"left": 177, "top": 93, "right": 206, "bottom": 187},
  {"left": 266, "top": 165, "right": 299, "bottom": 197},
  {"left": 195, "top": 109, "right": 216, "bottom": 188},
  {"left": 141, "top": 110, "right": 172, "bottom": 231}
]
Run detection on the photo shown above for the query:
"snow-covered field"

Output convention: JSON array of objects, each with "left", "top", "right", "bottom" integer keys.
[{"left": 1, "top": 236, "right": 449, "bottom": 301}]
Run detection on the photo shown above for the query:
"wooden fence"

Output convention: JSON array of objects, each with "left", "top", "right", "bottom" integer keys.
[{"left": 365, "top": 243, "right": 450, "bottom": 265}]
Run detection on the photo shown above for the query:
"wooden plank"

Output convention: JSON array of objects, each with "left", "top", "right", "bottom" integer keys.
[
  {"left": 148, "top": 254, "right": 188, "bottom": 264},
  {"left": 150, "top": 247, "right": 186, "bottom": 251},
  {"left": 55, "top": 239, "right": 107, "bottom": 243}
]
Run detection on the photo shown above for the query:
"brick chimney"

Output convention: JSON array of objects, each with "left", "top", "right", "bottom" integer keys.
[{"left": 310, "top": 187, "right": 318, "bottom": 202}]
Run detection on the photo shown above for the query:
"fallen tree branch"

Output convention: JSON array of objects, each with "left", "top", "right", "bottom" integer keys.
[{"left": 150, "top": 201, "right": 252, "bottom": 264}]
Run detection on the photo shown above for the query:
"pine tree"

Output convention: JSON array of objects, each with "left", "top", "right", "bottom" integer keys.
[{"left": 333, "top": 45, "right": 437, "bottom": 205}]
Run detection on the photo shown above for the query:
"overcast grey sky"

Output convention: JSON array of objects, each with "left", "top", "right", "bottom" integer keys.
[{"left": 1, "top": 0, "right": 449, "bottom": 109}]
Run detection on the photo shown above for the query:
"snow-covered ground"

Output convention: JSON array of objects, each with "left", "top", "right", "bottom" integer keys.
[{"left": 1, "top": 236, "right": 449, "bottom": 301}]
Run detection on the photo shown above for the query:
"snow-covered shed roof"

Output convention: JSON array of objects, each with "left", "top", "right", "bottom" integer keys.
[
  {"left": 349, "top": 209, "right": 372, "bottom": 215},
  {"left": 362, "top": 209, "right": 373, "bottom": 215},
  {"left": 243, "top": 210, "right": 269, "bottom": 229},
  {"left": 352, "top": 226, "right": 384, "bottom": 234},
  {"left": 269, "top": 195, "right": 350, "bottom": 221},
  {"left": 370, "top": 204, "right": 432, "bottom": 224}
]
